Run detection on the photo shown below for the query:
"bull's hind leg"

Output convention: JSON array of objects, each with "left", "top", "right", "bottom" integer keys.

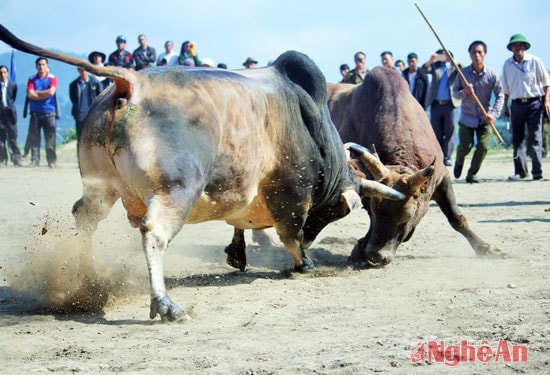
[
  {"left": 72, "top": 182, "right": 120, "bottom": 277},
  {"left": 225, "top": 228, "right": 247, "bottom": 271},
  {"left": 140, "top": 190, "right": 195, "bottom": 322}
]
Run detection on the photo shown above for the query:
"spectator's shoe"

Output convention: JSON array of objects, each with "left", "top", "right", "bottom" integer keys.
[
  {"left": 465, "top": 176, "right": 480, "bottom": 184},
  {"left": 48, "top": 163, "right": 57, "bottom": 169},
  {"left": 1, "top": 160, "right": 7, "bottom": 166},
  {"left": 533, "top": 175, "right": 543, "bottom": 181},
  {"left": 444, "top": 159, "right": 452, "bottom": 166},
  {"left": 508, "top": 174, "right": 529, "bottom": 181},
  {"left": 454, "top": 164, "right": 463, "bottom": 178},
  {"left": 29, "top": 161, "right": 39, "bottom": 168}
]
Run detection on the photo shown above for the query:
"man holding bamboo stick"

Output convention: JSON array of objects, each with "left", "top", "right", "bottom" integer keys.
[{"left": 452, "top": 41, "right": 504, "bottom": 183}]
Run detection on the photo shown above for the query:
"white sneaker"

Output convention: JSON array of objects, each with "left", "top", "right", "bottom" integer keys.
[{"left": 508, "top": 174, "right": 529, "bottom": 181}]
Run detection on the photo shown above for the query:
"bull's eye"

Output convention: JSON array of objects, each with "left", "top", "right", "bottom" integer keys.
[{"left": 116, "top": 98, "right": 127, "bottom": 110}]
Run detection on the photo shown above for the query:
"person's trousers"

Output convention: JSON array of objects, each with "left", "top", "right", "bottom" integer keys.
[
  {"left": 430, "top": 102, "right": 457, "bottom": 162},
  {"left": 455, "top": 123, "right": 491, "bottom": 178},
  {"left": 0, "top": 109, "right": 21, "bottom": 164},
  {"left": 28, "top": 112, "right": 57, "bottom": 165},
  {"left": 511, "top": 98, "right": 543, "bottom": 178}
]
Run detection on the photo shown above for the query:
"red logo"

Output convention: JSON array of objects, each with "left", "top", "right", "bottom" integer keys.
[{"left": 410, "top": 340, "right": 528, "bottom": 366}]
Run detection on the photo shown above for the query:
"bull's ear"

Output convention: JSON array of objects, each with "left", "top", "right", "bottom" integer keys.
[
  {"left": 359, "top": 179, "right": 406, "bottom": 201},
  {"left": 407, "top": 165, "right": 435, "bottom": 192},
  {"left": 341, "top": 189, "right": 363, "bottom": 212}
]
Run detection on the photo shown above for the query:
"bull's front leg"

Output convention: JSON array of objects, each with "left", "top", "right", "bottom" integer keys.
[
  {"left": 434, "top": 177, "right": 502, "bottom": 257},
  {"left": 140, "top": 193, "right": 191, "bottom": 322},
  {"left": 276, "top": 216, "right": 315, "bottom": 272}
]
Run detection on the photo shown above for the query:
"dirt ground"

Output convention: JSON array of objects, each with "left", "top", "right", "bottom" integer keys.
[{"left": 0, "top": 149, "right": 548, "bottom": 374}]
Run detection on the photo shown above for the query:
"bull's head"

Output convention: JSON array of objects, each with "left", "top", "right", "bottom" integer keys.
[{"left": 346, "top": 143, "right": 435, "bottom": 267}]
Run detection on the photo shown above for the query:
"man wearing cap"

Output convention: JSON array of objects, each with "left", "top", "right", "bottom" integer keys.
[
  {"left": 107, "top": 35, "right": 134, "bottom": 69},
  {"left": 502, "top": 33, "right": 550, "bottom": 181},
  {"left": 243, "top": 57, "right": 257, "bottom": 69},
  {"left": 402, "top": 52, "right": 428, "bottom": 110}
]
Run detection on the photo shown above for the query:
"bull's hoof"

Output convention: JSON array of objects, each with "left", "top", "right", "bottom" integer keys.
[
  {"left": 294, "top": 257, "right": 315, "bottom": 273},
  {"left": 477, "top": 243, "right": 507, "bottom": 258},
  {"left": 224, "top": 243, "right": 247, "bottom": 271},
  {"left": 150, "top": 295, "right": 185, "bottom": 322}
]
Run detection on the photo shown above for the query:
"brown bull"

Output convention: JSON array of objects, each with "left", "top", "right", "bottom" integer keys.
[{"left": 327, "top": 67, "right": 502, "bottom": 266}]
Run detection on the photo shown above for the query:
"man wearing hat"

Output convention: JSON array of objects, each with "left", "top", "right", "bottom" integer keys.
[
  {"left": 107, "top": 35, "right": 134, "bottom": 69},
  {"left": 243, "top": 57, "right": 258, "bottom": 69},
  {"left": 502, "top": 33, "right": 550, "bottom": 181},
  {"left": 88, "top": 51, "right": 106, "bottom": 65},
  {"left": 88, "top": 51, "right": 110, "bottom": 89}
]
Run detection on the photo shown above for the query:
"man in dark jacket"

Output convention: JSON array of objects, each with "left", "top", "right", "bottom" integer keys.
[
  {"left": 0, "top": 65, "right": 21, "bottom": 166},
  {"left": 69, "top": 68, "right": 102, "bottom": 149},
  {"left": 402, "top": 53, "right": 428, "bottom": 110},
  {"left": 133, "top": 34, "right": 156, "bottom": 71},
  {"left": 421, "top": 49, "right": 463, "bottom": 166}
]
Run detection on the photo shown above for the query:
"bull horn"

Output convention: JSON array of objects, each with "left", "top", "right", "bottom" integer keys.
[
  {"left": 359, "top": 179, "right": 406, "bottom": 201},
  {"left": 345, "top": 142, "right": 388, "bottom": 180},
  {"left": 408, "top": 162, "right": 435, "bottom": 192},
  {"left": 0, "top": 24, "right": 140, "bottom": 88}
]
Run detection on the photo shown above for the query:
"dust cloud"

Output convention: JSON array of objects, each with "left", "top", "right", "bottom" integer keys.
[{"left": 8, "top": 206, "right": 148, "bottom": 314}]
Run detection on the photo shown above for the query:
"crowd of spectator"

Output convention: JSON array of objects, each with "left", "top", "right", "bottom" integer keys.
[{"left": 0, "top": 32, "right": 548, "bottom": 183}]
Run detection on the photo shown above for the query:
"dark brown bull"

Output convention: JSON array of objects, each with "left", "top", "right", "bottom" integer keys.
[{"left": 327, "top": 67, "right": 502, "bottom": 266}]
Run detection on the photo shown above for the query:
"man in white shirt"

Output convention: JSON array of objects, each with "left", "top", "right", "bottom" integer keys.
[
  {"left": 502, "top": 34, "right": 550, "bottom": 181},
  {"left": 157, "top": 40, "right": 179, "bottom": 66}
]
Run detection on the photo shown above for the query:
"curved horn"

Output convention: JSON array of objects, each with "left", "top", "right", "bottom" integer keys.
[
  {"left": 359, "top": 179, "right": 406, "bottom": 201},
  {"left": 0, "top": 24, "right": 139, "bottom": 88},
  {"left": 345, "top": 142, "right": 388, "bottom": 180},
  {"left": 408, "top": 163, "right": 435, "bottom": 192}
]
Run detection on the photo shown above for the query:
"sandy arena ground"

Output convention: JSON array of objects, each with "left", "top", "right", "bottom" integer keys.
[{"left": 0, "top": 148, "right": 548, "bottom": 374}]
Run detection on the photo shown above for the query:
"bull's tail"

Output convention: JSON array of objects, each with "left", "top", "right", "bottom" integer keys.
[{"left": 0, "top": 24, "right": 139, "bottom": 88}]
